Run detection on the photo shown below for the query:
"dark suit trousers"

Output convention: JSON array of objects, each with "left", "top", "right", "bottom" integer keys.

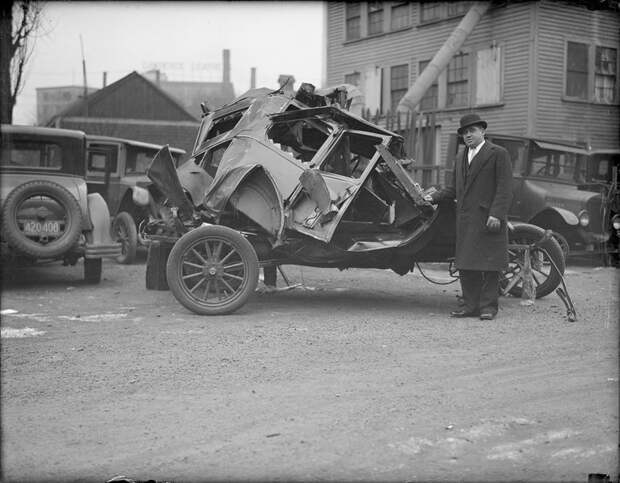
[{"left": 459, "top": 270, "right": 499, "bottom": 314}]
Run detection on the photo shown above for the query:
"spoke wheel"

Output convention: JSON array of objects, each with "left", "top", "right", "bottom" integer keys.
[
  {"left": 111, "top": 211, "right": 137, "bottom": 264},
  {"left": 501, "top": 224, "right": 565, "bottom": 299},
  {"left": 166, "top": 225, "right": 259, "bottom": 315}
]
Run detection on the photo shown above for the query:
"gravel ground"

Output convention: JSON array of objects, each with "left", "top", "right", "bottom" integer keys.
[{"left": 1, "top": 257, "right": 618, "bottom": 482}]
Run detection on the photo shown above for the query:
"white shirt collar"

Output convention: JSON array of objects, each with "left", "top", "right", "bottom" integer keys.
[{"left": 467, "top": 140, "right": 485, "bottom": 163}]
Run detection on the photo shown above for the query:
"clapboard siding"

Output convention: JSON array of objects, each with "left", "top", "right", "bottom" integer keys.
[
  {"left": 327, "top": 2, "right": 535, "bottom": 164},
  {"left": 326, "top": 1, "right": 619, "bottom": 164},
  {"left": 327, "top": 3, "right": 417, "bottom": 86},
  {"left": 536, "top": 1, "right": 620, "bottom": 148}
]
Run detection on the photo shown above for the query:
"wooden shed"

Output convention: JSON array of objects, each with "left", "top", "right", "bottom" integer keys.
[{"left": 47, "top": 71, "right": 201, "bottom": 155}]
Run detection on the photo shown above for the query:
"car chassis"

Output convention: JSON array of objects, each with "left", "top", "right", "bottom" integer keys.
[{"left": 140, "top": 85, "right": 570, "bottom": 317}]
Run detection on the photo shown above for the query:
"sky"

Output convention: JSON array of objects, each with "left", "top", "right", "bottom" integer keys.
[{"left": 13, "top": 1, "right": 325, "bottom": 124}]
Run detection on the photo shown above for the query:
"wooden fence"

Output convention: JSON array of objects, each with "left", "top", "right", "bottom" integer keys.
[{"left": 361, "top": 108, "right": 444, "bottom": 187}]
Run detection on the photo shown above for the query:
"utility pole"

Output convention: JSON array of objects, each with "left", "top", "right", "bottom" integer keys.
[{"left": 80, "top": 34, "right": 88, "bottom": 117}]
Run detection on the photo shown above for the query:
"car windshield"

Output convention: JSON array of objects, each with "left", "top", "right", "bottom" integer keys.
[{"left": 529, "top": 145, "right": 586, "bottom": 183}]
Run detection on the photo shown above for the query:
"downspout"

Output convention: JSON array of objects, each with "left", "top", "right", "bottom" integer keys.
[
  {"left": 397, "top": 1, "right": 492, "bottom": 113},
  {"left": 321, "top": 2, "right": 328, "bottom": 88},
  {"left": 526, "top": 2, "right": 539, "bottom": 137}
]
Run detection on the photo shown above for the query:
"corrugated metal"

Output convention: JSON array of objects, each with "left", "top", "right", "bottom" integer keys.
[{"left": 535, "top": 0, "right": 620, "bottom": 149}]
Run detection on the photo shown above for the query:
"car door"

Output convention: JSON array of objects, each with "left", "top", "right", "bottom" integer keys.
[
  {"left": 86, "top": 142, "right": 122, "bottom": 214},
  {"left": 287, "top": 130, "right": 392, "bottom": 243}
]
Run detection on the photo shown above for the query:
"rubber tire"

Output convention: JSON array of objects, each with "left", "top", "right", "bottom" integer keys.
[
  {"left": 550, "top": 230, "right": 570, "bottom": 259},
  {"left": 84, "top": 258, "right": 102, "bottom": 284},
  {"left": 111, "top": 211, "right": 138, "bottom": 264},
  {"left": 503, "top": 224, "right": 565, "bottom": 298},
  {"left": 1, "top": 180, "right": 83, "bottom": 259},
  {"left": 166, "top": 225, "right": 259, "bottom": 315}
]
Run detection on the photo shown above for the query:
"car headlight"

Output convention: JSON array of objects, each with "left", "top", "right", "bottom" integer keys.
[
  {"left": 578, "top": 210, "right": 590, "bottom": 227},
  {"left": 132, "top": 186, "right": 151, "bottom": 206},
  {"left": 612, "top": 214, "right": 620, "bottom": 230}
]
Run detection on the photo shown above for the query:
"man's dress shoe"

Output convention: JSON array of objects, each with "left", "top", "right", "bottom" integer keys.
[{"left": 450, "top": 309, "right": 479, "bottom": 318}]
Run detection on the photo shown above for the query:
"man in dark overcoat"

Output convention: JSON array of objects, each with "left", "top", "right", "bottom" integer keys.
[{"left": 426, "top": 113, "right": 513, "bottom": 320}]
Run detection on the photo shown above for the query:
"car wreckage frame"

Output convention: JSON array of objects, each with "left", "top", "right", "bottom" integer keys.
[{"left": 137, "top": 84, "right": 570, "bottom": 317}]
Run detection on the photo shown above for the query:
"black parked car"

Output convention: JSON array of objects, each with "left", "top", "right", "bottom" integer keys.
[{"left": 1, "top": 125, "right": 121, "bottom": 282}]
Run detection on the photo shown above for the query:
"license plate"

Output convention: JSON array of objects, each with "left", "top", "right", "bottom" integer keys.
[{"left": 22, "top": 220, "right": 62, "bottom": 235}]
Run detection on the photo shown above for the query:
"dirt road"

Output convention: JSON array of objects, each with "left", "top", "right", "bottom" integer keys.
[{"left": 1, "top": 258, "right": 618, "bottom": 482}]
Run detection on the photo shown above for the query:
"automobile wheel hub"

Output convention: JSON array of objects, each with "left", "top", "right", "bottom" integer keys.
[{"left": 203, "top": 263, "right": 221, "bottom": 278}]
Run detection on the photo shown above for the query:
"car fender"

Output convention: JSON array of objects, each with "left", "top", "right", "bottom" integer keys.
[
  {"left": 84, "top": 192, "right": 123, "bottom": 258},
  {"left": 204, "top": 164, "right": 284, "bottom": 241},
  {"left": 530, "top": 206, "right": 579, "bottom": 226}
]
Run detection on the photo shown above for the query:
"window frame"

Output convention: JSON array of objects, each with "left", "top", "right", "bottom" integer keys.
[
  {"left": 345, "top": 2, "right": 362, "bottom": 41},
  {"left": 446, "top": 51, "right": 470, "bottom": 108},
  {"left": 564, "top": 40, "right": 590, "bottom": 101},
  {"left": 563, "top": 38, "right": 620, "bottom": 105},
  {"left": 418, "top": 60, "right": 438, "bottom": 111},
  {"left": 390, "top": 2, "right": 411, "bottom": 31},
  {"left": 367, "top": 2, "right": 384, "bottom": 36},
  {"left": 389, "top": 63, "right": 410, "bottom": 112},
  {"left": 420, "top": 2, "right": 441, "bottom": 23},
  {"left": 594, "top": 44, "right": 618, "bottom": 104},
  {"left": 419, "top": 1, "right": 472, "bottom": 25}
]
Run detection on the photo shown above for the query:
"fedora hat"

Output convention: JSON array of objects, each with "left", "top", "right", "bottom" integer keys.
[{"left": 457, "top": 113, "right": 487, "bottom": 135}]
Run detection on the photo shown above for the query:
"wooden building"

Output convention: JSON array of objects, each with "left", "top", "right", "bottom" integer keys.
[
  {"left": 325, "top": 1, "right": 620, "bottom": 168},
  {"left": 47, "top": 71, "right": 201, "bottom": 155}
]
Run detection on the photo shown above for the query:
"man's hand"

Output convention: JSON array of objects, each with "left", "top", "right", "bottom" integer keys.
[
  {"left": 486, "top": 215, "right": 500, "bottom": 232},
  {"left": 423, "top": 194, "right": 435, "bottom": 204}
]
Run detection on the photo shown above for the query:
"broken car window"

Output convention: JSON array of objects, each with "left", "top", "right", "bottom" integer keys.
[
  {"left": 321, "top": 131, "right": 380, "bottom": 178},
  {"left": 200, "top": 141, "right": 231, "bottom": 177},
  {"left": 267, "top": 118, "right": 330, "bottom": 163}
]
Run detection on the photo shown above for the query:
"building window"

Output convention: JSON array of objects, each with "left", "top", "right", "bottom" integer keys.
[
  {"left": 421, "top": 2, "right": 471, "bottom": 23},
  {"left": 418, "top": 60, "right": 438, "bottom": 111},
  {"left": 391, "top": 2, "right": 410, "bottom": 30},
  {"left": 566, "top": 41, "right": 589, "bottom": 99},
  {"left": 447, "top": 2, "right": 471, "bottom": 17},
  {"left": 420, "top": 2, "right": 441, "bottom": 23},
  {"left": 344, "top": 72, "right": 361, "bottom": 87},
  {"left": 447, "top": 52, "right": 469, "bottom": 107},
  {"left": 346, "top": 3, "right": 361, "bottom": 41},
  {"left": 368, "top": 2, "right": 384, "bottom": 36},
  {"left": 595, "top": 46, "right": 617, "bottom": 103},
  {"left": 390, "top": 64, "right": 409, "bottom": 112}
]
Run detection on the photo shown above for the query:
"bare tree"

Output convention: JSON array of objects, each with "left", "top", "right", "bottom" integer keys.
[{"left": 0, "top": 1, "right": 44, "bottom": 124}]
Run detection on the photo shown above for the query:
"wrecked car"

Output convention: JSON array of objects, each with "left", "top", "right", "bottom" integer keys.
[{"left": 137, "top": 85, "right": 566, "bottom": 315}]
